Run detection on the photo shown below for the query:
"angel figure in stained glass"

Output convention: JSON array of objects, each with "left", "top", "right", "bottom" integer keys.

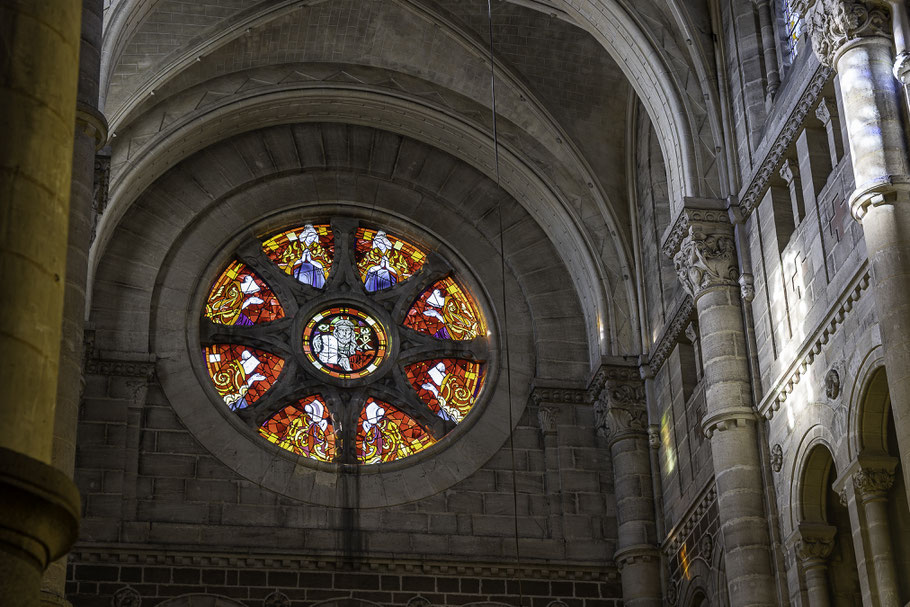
[
  {"left": 362, "top": 231, "right": 409, "bottom": 291},
  {"left": 210, "top": 349, "right": 267, "bottom": 410},
  {"left": 422, "top": 288, "right": 477, "bottom": 340},
  {"left": 283, "top": 225, "right": 330, "bottom": 288},
  {"left": 283, "top": 399, "right": 333, "bottom": 460},
  {"left": 361, "top": 400, "right": 403, "bottom": 464},
  {"left": 420, "top": 362, "right": 471, "bottom": 423},
  {"left": 207, "top": 273, "right": 265, "bottom": 326}
]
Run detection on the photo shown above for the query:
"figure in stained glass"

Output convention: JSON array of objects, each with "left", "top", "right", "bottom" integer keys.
[
  {"left": 205, "top": 262, "right": 283, "bottom": 325},
  {"left": 357, "top": 399, "right": 436, "bottom": 464},
  {"left": 782, "top": 0, "right": 802, "bottom": 59},
  {"left": 355, "top": 228, "right": 426, "bottom": 292},
  {"left": 405, "top": 359, "right": 484, "bottom": 423},
  {"left": 302, "top": 307, "right": 388, "bottom": 379},
  {"left": 204, "top": 345, "right": 283, "bottom": 410},
  {"left": 262, "top": 224, "right": 333, "bottom": 288},
  {"left": 404, "top": 277, "right": 485, "bottom": 340},
  {"left": 260, "top": 396, "right": 336, "bottom": 462}
]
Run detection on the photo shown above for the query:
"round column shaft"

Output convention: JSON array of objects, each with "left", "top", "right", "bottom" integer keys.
[{"left": 663, "top": 207, "right": 777, "bottom": 607}]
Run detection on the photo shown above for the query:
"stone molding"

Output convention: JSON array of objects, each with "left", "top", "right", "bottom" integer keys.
[
  {"left": 264, "top": 591, "right": 291, "bottom": 607},
  {"left": 739, "top": 65, "right": 833, "bottom": 217},
  {"left": 83, "top": 332, "right": 156, "bottom": 380},
  {"left": 791, "top": 523, "right": 837, "bottom": 564},
  {"left": 759, "top": 265, "right": 871, "bottom": 419},
  {"left": 69, "top": 547, "right": 620, "bottom": 581},
  {"left": 613, "top": 544, "right": 660, "bottom": 570},
  {"left": 807, "top": 0, "right": 891, "bottom": 68},
  {"left": 662, "top": 206, "right": 739, "bottom": 301},
  {"left": 0, "top": 447, "right": 81, "bottom": 573},
  {"left": 647, "top": 295, "right": 695, "bottom": 374},
  {"left": 587, "top": 361, "right": 641, "bottom": 402},
  {"left": 75, "top": 101, "right": 109, "bottom": 151},
  {"left": 849, "top": 174, "right": 910, "bottom": 221},
  {"left": 663, "top": 483, "right": 718, "bottom": 556},
  {"left": 529, "top": 386, "right": 588, "bottom": 407},
  {"left": 702, "top": 408, "right": 757, "bottom": 438}
]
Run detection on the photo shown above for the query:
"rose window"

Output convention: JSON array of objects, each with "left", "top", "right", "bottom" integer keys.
[{"left": 201, "top": 221, "right": 489, "bottom": 465}]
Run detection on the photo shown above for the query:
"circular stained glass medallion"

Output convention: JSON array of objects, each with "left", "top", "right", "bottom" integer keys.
[{"left": 302, "top": 306, "right": 388, "bottom": 379}]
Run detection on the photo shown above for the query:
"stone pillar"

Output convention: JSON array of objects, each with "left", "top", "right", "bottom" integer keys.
[
  {"left": 807, "top": 0, "right": 910, "bottom": 502},
  {"left": 791, "top": 523, "right": 837, "bottom": 607},
  {"left": 42, "top": 0, "right": 107, "bottom": 603},
  {"left": 0, "top": 1, "right": 84, "bottom": 604},
  {"left": 853, "top": 464, "right": 900, "bottom": 606},
  {"left": 592, "top": 362, "right": 661, "bottom": 607},
  {"left": 662, "top": 202, "right": 778, "bottom": 606}
]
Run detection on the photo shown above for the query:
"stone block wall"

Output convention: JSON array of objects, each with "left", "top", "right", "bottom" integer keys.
[{"left": 69, "top": 370, "right": 618, "bottom": 606}]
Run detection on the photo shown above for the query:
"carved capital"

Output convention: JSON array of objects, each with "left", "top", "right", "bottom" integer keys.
[
  {"left": 593, "top": 370, "right": 648, "bottom": 445},
  {"left": 853, "top": 467, "right": 894, "bottom": 499},
  {"left": 807, "top": 0, "right": 891, "bottom": 68},
  {"left": 792, "top": 523, "right": 837, "bottom": 564},
  {"left": 664, "top": 207, "right": 738, "bottom": 300}
]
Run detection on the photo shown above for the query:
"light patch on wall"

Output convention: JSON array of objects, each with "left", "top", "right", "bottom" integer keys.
[
  {"left": 680, "top": 542, "right": 691, "bottom": 580},
  {"left": 661, "top": 409, "right": 676, "bottom": 474}
]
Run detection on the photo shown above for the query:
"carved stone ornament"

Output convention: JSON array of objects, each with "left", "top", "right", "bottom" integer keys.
[
  {"left": 672, "top": 225, "right": 739, "bottom": 300},
  {"left": 853, "top": 467, "right": 895, "bottom": 498},
  {"left": 806, "top": 0, "right": 891, "bottom": 68},
  {"left": 793, "top": 523, "right": 837, "bottom": 564},
  {"left": 538, "top": 406, "right": 558, "bottom": 435},
  {"left": 667, "top": 581, "right": 679, "bottom": 606},
  {"left": 407, "top": 596, "right": 431, "bottom": 607},
  {"left": 648, "top": 425, "right": 661, "bottom": 450},
  {"left": 700, "top": 533, "right": 714, "bottom": 560},
  {"left": 596, "top": 380, "right": 648, "bottom": 444},
  {"left": 739, "top": 273, "right": 756, "bottom": 303},
  {"left": 825, "top": 368, "right": 841, "bottom": 400},
  {"left": 771, "top": 444, "right": 783, "bottom": 473},
  {"left": 111, "top": 587, "right": 141, "bottom": 607},
  {"left": 264, "top": 591, "right": 291, "bottom": 607}
]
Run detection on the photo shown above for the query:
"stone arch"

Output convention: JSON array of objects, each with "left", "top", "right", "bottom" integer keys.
[
  {"left": 847, "top": 347, "right": 890, "bottom": 458},
  {"left": 795, "top": 438, "right": 837, "bottom": 525},
  {"left": 157, "top": 595, "right": 247, "bottom": 607},
  {"left": 678, "top": 556, "right": 712, "bottom": 607}
]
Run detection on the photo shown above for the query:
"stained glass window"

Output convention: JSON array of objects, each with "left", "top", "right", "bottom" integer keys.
[
  {"left": 262, "top": 224, "right": 334, "bottom": 288},
  {"left": 404, "top": 359, "right": 484, "bottom": 424},
  {"left": 201, "top": 221, "right": 488, "bottom": 466},
  {"left": 403, "top": 277, "right": 485, "bottom": 340},
  {"left": 355, "top": 228, "right": 426, "bottom": 292},
  {"left": 259, "top": 396, "right": 337, "bottom": 462},
  {"left": 356, "top": 398, "right": 437, "bottom": 464},
  {"left": 782, "top": 0, "right": 802, "bottom": 59},
  {"left": 205, "top": 261, "right": 283, "bottom": 325},
  {"left": 203, "top": 345, "right": 284, "bottom": 410}
]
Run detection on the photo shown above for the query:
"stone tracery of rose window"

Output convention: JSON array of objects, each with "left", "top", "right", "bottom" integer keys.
[{"left": 200, "top": 219, "right": 489, "bottom": 465}]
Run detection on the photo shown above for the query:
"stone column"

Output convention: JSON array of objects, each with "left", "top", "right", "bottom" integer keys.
[
  {"left": 533, "top": 394, "right": 565, "bottom": 540},
  {"left": 42, "top": 0, "right": 107, "bottom": 603},
  {"left": 753, "top": 0, "right": 782, "bottom": 102},
  {"left": 853, "top": 464, "right": 900, "bottom": 606},
  {"left": 592, "top": 362, "right": 661, "bottom": 607},
  {"left": 662, "top": 202, "right": 777, "bottom": 607},
  {"left": 0, "top": 1, "right": 84, "bottom": 605},
  {"left": 807, "top": 0, "right": 910, "bottom": 501},
  {"left": 791, "top": 523, "right": 837, "bottom": 607}
]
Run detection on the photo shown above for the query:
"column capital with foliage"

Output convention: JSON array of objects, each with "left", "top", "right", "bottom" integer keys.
[
  {"left": 662, "top": 202, "right": 739, "bottom": 301},
  {"left": 806, "top": 0, "right": 892, "bottom": 67}
]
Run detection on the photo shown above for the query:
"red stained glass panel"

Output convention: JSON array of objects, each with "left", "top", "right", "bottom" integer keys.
[
  {"left": 262, "top": 224, "right": 334, "bottom": 288},
  {"left": 356, "top": 398, "right": 436, "bottom": 464},
  {"left": 403, "top": 277, "right": 485, "bottom": 340},
  {"left": 259, "top": 396, "right": 337, "bottom": 462},
  {"left": 404, "top": 359, "right": 484, "bottom": 424},
  {"left": 203, "top": 345, "right": 284, "bottom": 411},
  {"left": 204, "top": 261, "right": 283, "bottom": 326},
  {"left": 355, "top": 228, "right": 426, "bottom": 292}
]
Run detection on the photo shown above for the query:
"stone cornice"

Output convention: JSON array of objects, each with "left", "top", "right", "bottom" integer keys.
[
  {"left": 807, "top": 0, "right": 891, "bottom": 68},
  {"left": 647, "top": 295, "right": 695, "bottom": 374},
  {"left": 69, "top": 546, "right": 619, "bottom": 581},
  {"left": 661, "top": 203, "right": 731, "bottom": 260},
  {"left": 760, "top": 265, "right": 871, "bottom": 419},
  {"left": 530, "top": 386, "right": 589, "bottom": 407},
  {"left": 739, "top": 64, "right": 833, "bottom": 218}
]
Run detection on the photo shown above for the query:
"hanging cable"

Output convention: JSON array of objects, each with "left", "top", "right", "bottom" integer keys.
[{"left": 486, "top": 2, "right": 524, "bottom": 604}]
